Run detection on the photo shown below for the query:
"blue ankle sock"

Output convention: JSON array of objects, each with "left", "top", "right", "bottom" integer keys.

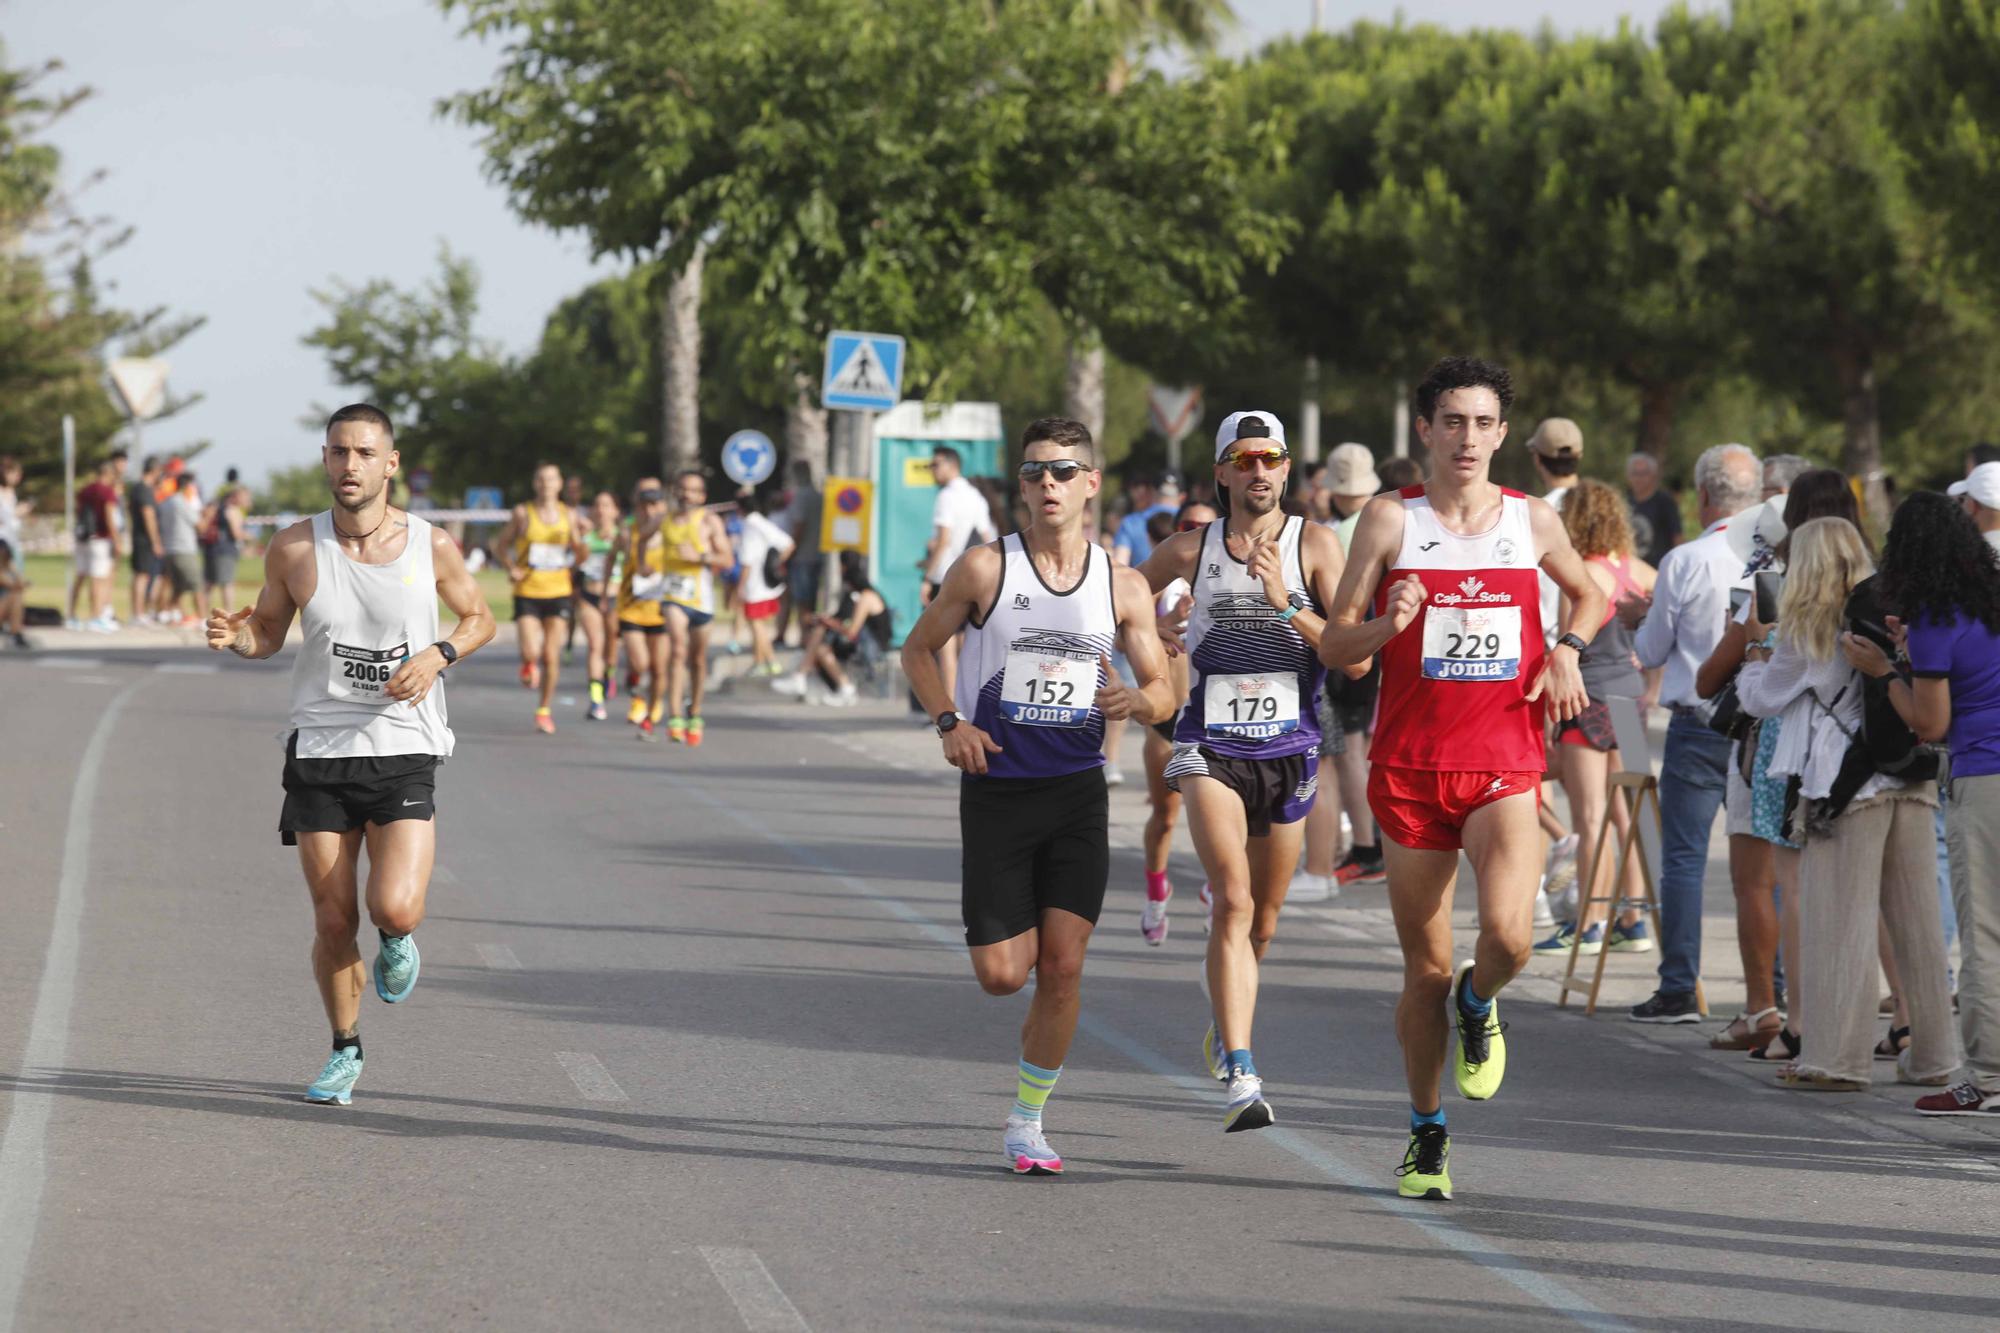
[
  {"left": 1227, "top": 1048, "right": 1257, "bottom": 1078},
  {"left": 1457, "top": 973, "right": 1492, "bottom": 1017},
  {"left": 1411, "top": 1105, "right": 1446, "bottom": 1131}
]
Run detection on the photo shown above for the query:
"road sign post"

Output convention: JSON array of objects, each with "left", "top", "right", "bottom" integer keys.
[
  {"left": 1146, "top": 385, "right": 1202, "bottom": 474},
  {"left": 821, "top": 331, "right": 905, "bottom": 608}
]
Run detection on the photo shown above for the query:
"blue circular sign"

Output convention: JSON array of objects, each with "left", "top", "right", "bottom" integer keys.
[{"left": 721, "top": 429, "right": 777, "bottom": 487}]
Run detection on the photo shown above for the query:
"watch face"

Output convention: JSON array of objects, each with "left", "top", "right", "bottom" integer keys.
[{"left": 1288, "top": 591, "right": 1311, "bottom": 611}]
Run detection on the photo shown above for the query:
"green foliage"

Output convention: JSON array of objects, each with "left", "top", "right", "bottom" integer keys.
[{"left": 1896, "top": 0, "right": 2000, "bottom": 300}]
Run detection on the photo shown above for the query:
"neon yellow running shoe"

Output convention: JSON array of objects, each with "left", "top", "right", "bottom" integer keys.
[
  {"left": 1395, "top": 1125, "right": 1451, "bottom": 1200},
  {"left": 667, "top": 715, "right": 687, "bottom": 743},
  {"left": 626, "top": 696, "right": 648, "bottom": 725},
  {"left": 1451, "top": 959, "right": 1506, "bottom": 1101}
]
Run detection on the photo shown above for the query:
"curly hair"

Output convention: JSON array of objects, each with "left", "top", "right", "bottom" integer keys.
[
  {"left": 1560, "top": 478, "right": 1634, "bottom": 560},
  {"left": 1413, "top": 356, "right": 1514, "bottom": 422},
  {"left": 1878, "top": 490, "right": 2000, "bottom": 633},
  {"left": 1778, "top": 517, "right": 1875, "bottom": 661}
]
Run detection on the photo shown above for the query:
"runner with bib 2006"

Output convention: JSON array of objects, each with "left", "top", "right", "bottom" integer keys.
[
  {"left": 1142, "top": 410, "right": 1362, "bottom": 1134},
  {"left": 902, "top": 416, "right": 1176, "bottom": 1176},
  {"left": 206, "top": 404, "right": 494, "bottom": 1106},
  {"left": 1319, "top": 358, "right": 1602, "bottom": 1200}
]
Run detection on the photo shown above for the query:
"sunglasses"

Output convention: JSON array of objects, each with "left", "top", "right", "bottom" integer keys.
[
  {"left": 1223, "top": 447, "right": 1289, "bottom": 472},
  {"left": 1018, "top": 460, "right": 1091, "bottom": 483}
]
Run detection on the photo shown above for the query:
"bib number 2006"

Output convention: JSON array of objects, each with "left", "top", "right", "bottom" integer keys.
[{"left": 331, "top": 641, "right": 410, "bottom": 701}]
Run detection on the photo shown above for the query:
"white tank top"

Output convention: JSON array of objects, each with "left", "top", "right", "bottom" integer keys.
[
  {"left": 1174, "top": 516, "right": 1325, "bottom": 757},
  {"left": 955, "top": 533, "right": 1116, "bottom": 781},
  {"left": 289, "top": 510, "right": 453, "bottom": 760}
]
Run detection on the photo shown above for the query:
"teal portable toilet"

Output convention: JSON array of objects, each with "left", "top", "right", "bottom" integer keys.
[{"left": 871, "top": 401, "right": 1005, "bottom": 645}]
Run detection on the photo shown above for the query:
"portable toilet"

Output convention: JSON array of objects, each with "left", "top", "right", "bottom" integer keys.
[{"left": 871, "top": 401, "right": 1006, "bottom": 645}]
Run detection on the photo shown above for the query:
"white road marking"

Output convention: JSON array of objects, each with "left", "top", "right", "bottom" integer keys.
[
  {"left": 153, "top": 661, "right": 218, "bottom": 674},
  {"left": 698, "top": 1247, "right": 810, "bottom": 1333},
  {"left": 32, "top": 656, "right": 102, "bottom": 669},
  {"left": 475, "top": 943, "right": 522, "bottom": 970},
  {"left": 555, "top": 1051, "right": 627, "bottom": 1103},
  {"left": 431, "top": 864, "right": 459, "bottom": 885},
  {"left": 0, "top": 678, "right": 145, "bottom": 1333}
]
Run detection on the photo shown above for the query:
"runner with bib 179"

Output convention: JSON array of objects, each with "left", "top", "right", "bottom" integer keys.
[
  {"left": 206, "top": 404, "right": 495, "bottom": 1106},
  {"left": 1319, "top": 358, "right": 1603, "bottom": 1200},
  {"left": 1141, "top": 410, "right": 1364, "bottom": 1134},
  {"left": 901, "top": 416, "right": 1177, "bottom": 1177}
]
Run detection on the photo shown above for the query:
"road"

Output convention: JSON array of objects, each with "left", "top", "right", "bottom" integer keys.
[{"left": 3, "top": 643, "right": 1997, "bottom": 1331}]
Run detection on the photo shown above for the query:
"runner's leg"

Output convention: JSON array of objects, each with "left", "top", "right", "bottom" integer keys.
[
  {"left": 537, "top": 612, "right": 563, "bottom": 715},
  {"left": 1461, "top": 791, "right": 1540, "bottom": 1003},
  {"left": 1183, "top": 776, "right": 1257, "bottom": 1050},
  {"left": 1384, "top": 838, "right": 1460, "bottom": 1116},
  {"left": 517, "top": 611, "right": 544, "bottom": 684},
  {"left": 362, "top": 817, "right": 434, "bottom": 938},
  {"left": 662, "top": 606, "right": 690, "bottom": 726},
  {"left": 1019, "top": 909, "right": 1095, "bottom": 1071},
  {"left": 299, "top": 830, "right": 367, "bottom": 1039},
  {"left": 1246, "top": 818, "right": 1307, "bottom": 953},
  {"left": 687, "top": 622, "right": 710, "bottom": 716}
]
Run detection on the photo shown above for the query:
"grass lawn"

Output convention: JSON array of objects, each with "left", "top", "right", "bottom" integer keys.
[{"left": 21, "top": 553, "right": 517, "bottom": 621}]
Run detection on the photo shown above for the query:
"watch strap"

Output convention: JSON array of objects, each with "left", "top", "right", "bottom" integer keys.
[
  {"left": 432, "top": 639, "right": 458, "bottom": 665},
  {"left": 1556, "top": 632, "right": 1587, "bottom": 654},
  {"left": 1277, "top": 604, "right": 1301, "bottom": 622}
]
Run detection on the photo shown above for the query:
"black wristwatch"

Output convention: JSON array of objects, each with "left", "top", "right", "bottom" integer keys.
[
  {"left": 935, "top": 710, "right": 960, "bottom": 736},
  {"left": 1555, "top": 632, "right": 1588, "bottom": 655},
  {"left": 432, "top": 639, "right": 459, "bottom": 666}
]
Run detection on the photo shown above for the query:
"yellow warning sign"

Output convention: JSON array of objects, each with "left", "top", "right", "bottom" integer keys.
[{"left": 903, "top": 456, "right": 937, "bottom": 488}]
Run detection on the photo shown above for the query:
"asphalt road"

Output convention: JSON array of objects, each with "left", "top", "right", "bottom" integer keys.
[{"left": 3, "top": 644, "right": 1997, "bottom": 1331}]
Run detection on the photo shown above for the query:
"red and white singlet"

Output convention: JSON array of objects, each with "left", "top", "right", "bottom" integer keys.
[{"left": 1371, "top": 485, "right": 1545, "bottom": 773}]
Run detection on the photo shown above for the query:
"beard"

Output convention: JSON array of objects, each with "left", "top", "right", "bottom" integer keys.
[
  {"left": 1235, "top": 483, "right": 1280, "bottom": 517},
  {"left": 332, "top": 477, "right": 386, "bottom": 513}
]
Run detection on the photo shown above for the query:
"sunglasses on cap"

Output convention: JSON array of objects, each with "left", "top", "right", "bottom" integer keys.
[
  {"left": 1223, "top": 447, "right": 1289, "bottom": 472},
  {"left": 637, "top": 488, "right": 665, "bottom": 503},
  {"left": 1018, "top": 460, "right": 1091, "bottom": 482}
]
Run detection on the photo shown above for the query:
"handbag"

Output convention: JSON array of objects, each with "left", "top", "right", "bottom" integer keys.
[{"left": 1707, "top": 678, "right": 1754, "bottom": 741}]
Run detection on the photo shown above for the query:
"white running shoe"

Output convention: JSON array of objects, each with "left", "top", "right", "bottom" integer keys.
[
  {"left": 1141, "top": 893, "right": 1171, "bottom": 946},
  {"left": 1289, "top": 872, "right": 1335, "bottom": 905},
  {"left": 1223, "top": 1071, "right": 1274, "bottom": 1133},
  {"left": 1004, "top": 1115, "right": 1063, "bottom": 1174},
  {"left": 826, "top": 682, "right": 859, "bottom": 707},
  {"left": 1105, "top": 767, "right": 1125, "bottom": 788},
  {"left": 770, "top": 673, "right": 809, "bottom": 697}
]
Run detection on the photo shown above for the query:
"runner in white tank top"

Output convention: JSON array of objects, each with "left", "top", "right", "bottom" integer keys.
[
  {"left": 901, "top": 416, "right": 1177, "bottom": 1176},
  {"left": 1318, "top": 359, "right": 1601, "bottom": 1202},
  {"left": 1138, "top": 500, "right": 1217, "bottom": 949},
  {"left": 207, "top": 404, "right": 494, "bottom": 1108},
  {"left": 1140, "top": 410, "right": 1355, "bottom": 1135}
]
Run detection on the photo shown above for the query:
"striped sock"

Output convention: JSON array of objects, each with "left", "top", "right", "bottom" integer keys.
[{"left": 1013, "top": 1059, "right": 1061, "bottom": 1123}]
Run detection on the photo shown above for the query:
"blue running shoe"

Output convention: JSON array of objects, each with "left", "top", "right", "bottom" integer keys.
[
  {"left": 1607, "top": 918, "right": 1654, "bottom": 953},
  {"left": 305, "top": 1046, "right": 363, "bottom": 1105},
  {"left": 374, "top": 933, "right": 420, "bottom": 1003}
]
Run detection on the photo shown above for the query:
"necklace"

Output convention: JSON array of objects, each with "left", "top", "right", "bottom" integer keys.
[{"left": 332, "top": 506, "right": 391, "bottom": 543}]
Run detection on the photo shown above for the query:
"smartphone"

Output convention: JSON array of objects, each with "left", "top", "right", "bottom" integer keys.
[
  {"left": 1850, "top": 618, "right": 1894, "bottom": 652},
  {"left": 1754, "top": 570, "right": 1783, "bottom": 624},
  {"left": 1728, "top": 587, "right": 1751, "bottom": 619}
]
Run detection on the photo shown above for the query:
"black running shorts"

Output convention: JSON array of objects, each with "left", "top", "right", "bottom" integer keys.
[
  {"left": 514, "top": 595, "right": 572, "bottom": 620},
  {"left": 959, "top": 765, "right": 1109, "bottom": 947},
  {"left": 279, "top": 733, "right": 440, "bottom": 846}
]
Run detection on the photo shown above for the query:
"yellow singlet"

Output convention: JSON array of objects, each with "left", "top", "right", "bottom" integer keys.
[
  {"left": 616, "top": 529, "right": 666, "bottom": 628},
  {"left": 659, "top": 508, "right": 713, "bottom": 614},
  {"left": 514, "top": 503, "right": 575, "bottom": 600}
]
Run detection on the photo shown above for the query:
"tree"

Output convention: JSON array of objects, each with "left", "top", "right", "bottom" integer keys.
[{"left": 1895, "top": 0, "right": 2000, "bottom": 301}]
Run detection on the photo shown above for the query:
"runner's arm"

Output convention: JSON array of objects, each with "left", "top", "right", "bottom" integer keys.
[
  {"left": 705, "top": 513, "right": 735, "bottom": 572},
  {"left": 382, "top": 526, "right": 494, "bottom": 705},
  {"left": 208, "top": 519, "right": 308, "bottom": 658},
  {"left": 901, "top": 545, "right": 1005, "bottom": 773},
  {"left": 1134, "top": 527, "right": 1200, "bottom": 596},
  {"left": 494, "top": 507, "right": 526, "bottom": 581},
  {"left": 1526, "top": 499, "right": 1601, "bottom": 718},
  {"left": 1318, "top": 496, "right": 1414, "bottom": 668},
  {"left": 1111, "top": 566, "right": 1176, "bottom": 725}
]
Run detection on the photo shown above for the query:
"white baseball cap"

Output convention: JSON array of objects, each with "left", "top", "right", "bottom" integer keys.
[
  {"left": 1214, "top": 410, "right": 1287, "bottom": 461},
  {"left": 1948, "top": 461, "right": 2000, "bottom": 510}
]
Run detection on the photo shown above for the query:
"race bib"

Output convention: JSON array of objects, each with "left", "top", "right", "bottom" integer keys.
[
  {"left": 527, "top": 542, "right": 572, "bottom": 571},
  {"left": 664, "top": 571, "right": 701, "bottom": 604},
  {"left": 329, "top": 640, "right": 409, "bottom": 703},
  {"left": 1203, "top": 671, "right": 1300, "bottom": 740},
  {"left": 579, "top": 551, "right": 608, "bottom": 583},
  {"left": 1421, "top": 605, "right": 1522, "bottom": 681},
  {"left": 629, "top": 570, "right": 666, "bottom": 601},
  {"left": 1000, "top": 649, "right": 1096, "bottom": 727}
]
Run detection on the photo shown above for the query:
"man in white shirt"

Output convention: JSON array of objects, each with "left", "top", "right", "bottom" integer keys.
[
  {"left": 920, "top": 446, "right": 998, "bottom": 708},
  {"left": 1949, "top": 462, "right": 2000, "bottom": 556},
  {"left": 1616, "top": 441, "right": 1763, "bottom": 1024}
]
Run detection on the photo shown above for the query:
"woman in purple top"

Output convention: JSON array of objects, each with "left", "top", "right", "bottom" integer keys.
[{"left": 1847, "top": 491, "right": 2000, "bottom": 1116}]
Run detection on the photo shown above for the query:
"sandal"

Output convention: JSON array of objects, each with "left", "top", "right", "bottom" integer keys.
[
  {"left": 1748, "top": 1027, "right": 1801, "bottom": 1062},
  {"left": 1777, "top": 1067, "right": 1868, "bottom": 1091},
  {"left": 1709, "top": 1006, "right": 1785, "bottom": 1051},
  {"left": 1873, "top": 1025, "right": 1911, "bottom": 1061}
]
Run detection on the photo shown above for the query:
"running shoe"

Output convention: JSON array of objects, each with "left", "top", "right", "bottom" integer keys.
[
  {"left": 825, "top": 683, "right": 859, "bottom": 707},
  {"left": 1333, "top": 847, "right": 1386, "bottom": 885},
  {"left": 1289, "top": 871, "right": 1335, "bottom": 904},
  {"left": 519, "top": 661, "right": 538, "bottom": 689},
  {"left": 667, "top": 715, "right": 688, "bottom": 743},
  {"left": 533, "top": 708, "right": 556, "bottom": 735},
  {"left": 1913, "top": 1082, "right": 2000, "bottom": 1116},
  {"left": 1542, "top": 833, "right": 1580, "bottom": 915},
  {"left": 1141, "top": 892, "right": 1171, "bottom": 946},
  {"left": 1606, "top": 918, "right": 1654, "bottom": 953},
  {"left": 770, "top": 673, "right": 809, "bottom": 697},
  {"left": 1201, "top": 1021, "right": 1228, "bottom": 1083},
  {"left": 627, "top": 697, "right": 648, "bottom": 725},
  {"left": 1450, "top": 959, "right": 1505, "bottom": 1101},
  {"left": 637, "top": 718, "right": 659, "bottom": 742},
  {"left": 373, "top": 934, "right": 421, "bottom": 1003},
  {"left": 1628, "top": 990, "right": 1702, "bottom": 1024},
  {"left": 1003, "top": 1115, "right": 1063, "bottom": 1174},
  {"left": 587, "top": 702, "right": 608, "bottom": 722},
  {"left": 304, "top": 1046, "right": 363, "bottom": 1105},
  {"left": 1104, "top": 767, "right": 1125, "bottom": 788},
  {"left": 1395, "top": 1124, "right": 1452, "bottom": 1200},
  {"left": 1532, "top": 922, "right": 1601, "bottom": 956},
  {"left": 686, "top": 716, "right": 705, "bottom": 748},
  {"left": 1223, "top": 1071, "right": 1274, "bottom": 1133}
]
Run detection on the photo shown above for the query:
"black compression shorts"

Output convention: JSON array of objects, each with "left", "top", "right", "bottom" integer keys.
[
  {"left": 959, "top": 765, "right": 1109, "bottom": 947},
  {"left": 514, "top": 595, "right": 572, "bottom": 620},
  {"left": 279, "top": 733, "right": 440, "bottom": 846}
]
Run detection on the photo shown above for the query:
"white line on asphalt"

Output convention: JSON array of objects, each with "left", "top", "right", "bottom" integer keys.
[
  {"left": 0, "top": 677, "right": 145, "bottom": 1333},
  {"left": 32, "top": 656, "right": 102, "bottom": 669},
  {"left": 555, "top": 1051, "right": 628, "bottom": 1102},
  {"left": 698, "top": 1247, "right": 810, "bottom": 1333},
  {"left": 475, "top": 943, "right": 523, "bottom": 970},
  {"left": 153, "top": 661, "right": 218, "bottom": 674},
  {"left": 656, "top": 764, "right": 1635, "bottom": 1333}
]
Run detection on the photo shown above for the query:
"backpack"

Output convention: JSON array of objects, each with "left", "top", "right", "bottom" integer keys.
[{"left": 1845, "top": 580, "right": 1941, "bottom": 784}]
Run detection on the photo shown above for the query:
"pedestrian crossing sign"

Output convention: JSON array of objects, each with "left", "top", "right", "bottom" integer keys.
[{"left": 821, "top": 330, "right": 905, "bottom": 412}]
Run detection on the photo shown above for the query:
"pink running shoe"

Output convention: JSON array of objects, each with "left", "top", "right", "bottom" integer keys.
[
  {"left": 1004, "top": 1116, "right": 1063, "bottom": 1174},
  {"left": 1141, "top": 887, "right": 1172, "bottom": 946}
]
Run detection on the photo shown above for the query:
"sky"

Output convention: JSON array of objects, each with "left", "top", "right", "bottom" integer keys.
[{"left": 12, "top": 0, "right": 1717, "bottom": 488}]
